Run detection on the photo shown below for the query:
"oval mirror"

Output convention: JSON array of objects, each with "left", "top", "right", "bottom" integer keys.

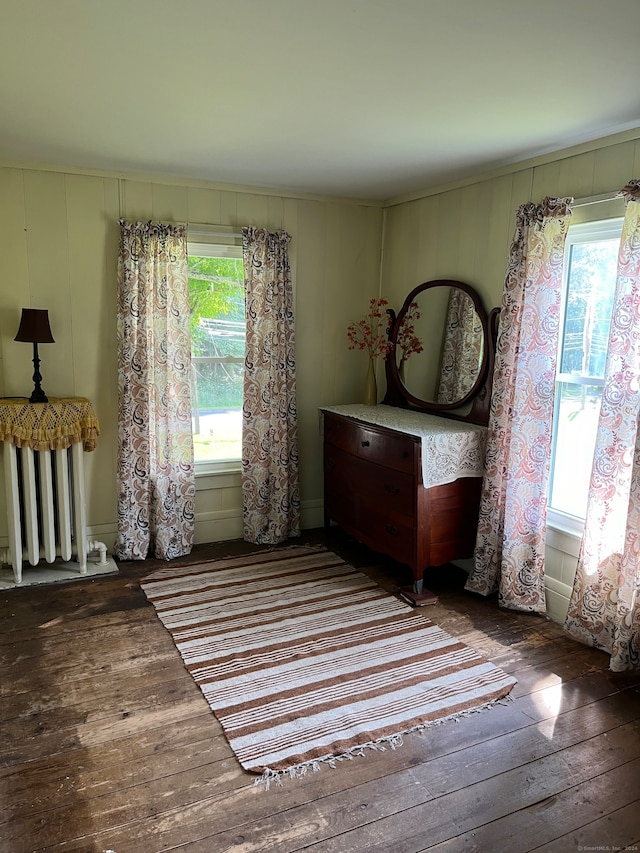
[{"left": 384, "top": 279, "right": 490, "bottom": 416}]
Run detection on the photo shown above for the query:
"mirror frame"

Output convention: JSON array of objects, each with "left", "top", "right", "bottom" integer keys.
[{"left": 383, "top": 279, "right": 497, "bottom": 425}]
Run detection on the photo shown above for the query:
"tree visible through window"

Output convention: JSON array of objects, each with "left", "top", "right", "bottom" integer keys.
[
  {"left": 188, "top": 243, "right": 245, "bottom": 465},
  {"left": 548, "top": 218, "right": 623, "bottom": 521}
]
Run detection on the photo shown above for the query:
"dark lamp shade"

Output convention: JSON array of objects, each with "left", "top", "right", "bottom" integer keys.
[{"left": 14, "top": 308, "right": 55, "bottom": 344}]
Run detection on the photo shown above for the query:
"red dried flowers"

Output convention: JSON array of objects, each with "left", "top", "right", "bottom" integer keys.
[
  {"left": 347, "top": 298, "right": 392, "bottom": 359},
  {"left": 397, "top": 301, "right": 423, "bottom": 363}
]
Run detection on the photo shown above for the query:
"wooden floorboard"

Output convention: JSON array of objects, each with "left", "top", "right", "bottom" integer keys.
[{"left": 1, "top": 528, "right": 639, "bottom": 853}]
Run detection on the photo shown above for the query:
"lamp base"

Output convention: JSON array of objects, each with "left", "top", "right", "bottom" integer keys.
[
  {"left": 29, "top": 387, "right": 48, "bottom": 404},
  {"left": 29, "top": 342, "right": 48, "bottom": 403}
]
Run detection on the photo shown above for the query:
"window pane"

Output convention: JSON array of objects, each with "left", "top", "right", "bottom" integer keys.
[
  {"left": 188, "top": 253, "right": 245, "bottom": 464},
  {"left": 559, "top": 240, "right": 618, "bottom": 379},
  {"left": 192, "top": 405, "right": 243, "bottom": 463},
  {"left": 549, "top": 219, "right": 621, "bottom": 521},
  {"left": 549, "top": 381, "right": 602, "bottom": 518}
]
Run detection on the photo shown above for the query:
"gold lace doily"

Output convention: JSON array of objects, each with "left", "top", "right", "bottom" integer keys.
[{"left": 0, "top": 397, "right": 100, "bottom": 452}]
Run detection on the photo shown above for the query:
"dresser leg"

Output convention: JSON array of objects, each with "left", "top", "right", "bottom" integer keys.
[{"left": 399, "top": 573, "right": 439, "bottom": 607}]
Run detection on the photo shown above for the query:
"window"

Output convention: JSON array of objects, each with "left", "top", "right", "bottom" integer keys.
[
  {"left": 548, "top": 217, "right": 623, "bottom": 525},
  {"left": 188, "top": 241, "right": 245, "bottom": 468}
]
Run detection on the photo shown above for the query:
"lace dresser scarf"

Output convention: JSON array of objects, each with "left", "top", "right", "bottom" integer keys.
[{"left": 321, "top": 404, "right": 486, "bottom": 488}]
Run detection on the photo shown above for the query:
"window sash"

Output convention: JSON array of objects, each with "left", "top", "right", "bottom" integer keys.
[
  {"left": 547, "top": 217, "right": 623, "bottom": 524},
  {"left": 188, "top": 238, "right": 245, "bottom": 471}
]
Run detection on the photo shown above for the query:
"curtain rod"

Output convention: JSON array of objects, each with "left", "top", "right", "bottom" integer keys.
[
  {"left": 188, "top": 228, "right": 243, "bottom": 239},
  {"left": 572, "top": 191, "right": 621, "bottom": 208}
]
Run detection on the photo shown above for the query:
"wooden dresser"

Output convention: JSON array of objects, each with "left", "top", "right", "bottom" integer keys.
[{"left": 322, "top": 405, "right": 486, "bottom": 597}]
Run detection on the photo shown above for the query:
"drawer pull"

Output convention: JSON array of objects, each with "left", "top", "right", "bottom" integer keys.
[
  {"left": 361, "top": 440, "right": 370, "bottom": 447},
  {"left": 384, "top": 523, "right": 400, "bottom": 536},
  {"left": 384, "top": 483, "right": 400, "bottom": 496}
]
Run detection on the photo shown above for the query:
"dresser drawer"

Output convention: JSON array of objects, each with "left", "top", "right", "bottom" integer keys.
[
  {"left": 358, "top": 501, "right": 415, "bottom": 567},
  {"left": 323, "top": 412, "right": 360, "bottom": 456},
  {"left": 324, "top": 412, "right": 417, "bottom": 474},
  {"left": 356, "top": 424, "right": 416, "bottom": 474},
  {"left": 325, "top": 445, "right": 414, "bottom": 517}
]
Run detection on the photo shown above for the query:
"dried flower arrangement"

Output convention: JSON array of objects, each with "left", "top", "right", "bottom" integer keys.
[
  {"left": 346, "top": 298, "right": 393, "bottom": 360},
  {"left": 396, "top": 301, "right": 423, "bottom": 364}
]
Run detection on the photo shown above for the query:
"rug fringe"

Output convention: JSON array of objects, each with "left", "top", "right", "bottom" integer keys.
[{"left": 253, "top": 693, "right": 514, "bottom": 790}]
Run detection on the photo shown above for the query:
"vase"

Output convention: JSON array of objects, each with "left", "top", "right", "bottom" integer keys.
[
  {"left": 363, "top": 358, "right": 377, "bottom": 405},
  {"left": 398, "top": 357, "right": 406, "bottom": 385}
]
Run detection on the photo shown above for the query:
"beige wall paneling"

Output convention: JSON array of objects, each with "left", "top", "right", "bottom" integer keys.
[
  {"left": 455, "top": 183, "right": 483, "bottom": 288},
  {"left": 508, "top": 167, "right": 535, "bottom": 215},
  {"left": 150, "top": 183, "right": 189, "bottom": 223},
  {"left": 434, "top": 188, "right": 463, "bottom": 278},
  {"left": 0, "top": 167, "right": 30, "bottom": 542},
  {"left": 267, "top": 196, "right": 285, "bottom": 233},
  {"left": 545, "top": 528, "right": 581, "bottom": 623},
  {"left": 187, "top": 187, "right": 222, "bottom": 226},
  {"left": 530, "top": 139, "right": 636, "bottom": 207},
  {"left": 415, "top": 195, "right": 440, "bottom": 285},
  {"left": 349, "top": 204, "right": 385, "bottom": 408},
  {"left": 21, "top": 171, "right": 72, "bottom": 400},
  {"left": 236, "top": 193, "right": 270, "bottom": 228},
  {"left": 319, "top": 202, "right": 343, "bottom": 405},
  {"left": 382, "top": 200, "right": 421, "bottom": 310},
  {"left": 219, "top": 191, "right": 238, "bottom": 226},
  {"left": 65, "top": 173, "right": 120, "bottom": 531},
  {"left": 592, "top": 140, "right": 636, "bottom": 195},
  {"left": 290, "top": 199, "right": 325, "bottom": 518},
  {"left": 530, "top": 160, "right": 563, "bottom": 203},
  {"left": 0, "top": 168, "right": 29, "bottom": 399},
  {"left": 327, "top": 203, "right": 384, "bottom": 407},
  {"left": 193, "top": 471, "right": 243, "bottom": 544},
  {"left": 121, "top": 181, "right": 153, "bottom": 221},
  {"left": 542, "top": 542, "right": 566, "bottom": 623},
  {"left": 481, "top": 174, "right": 515, "bottom": 310},
  {"left": 560, "top": 149, "right": 597, "bottom": 200}
]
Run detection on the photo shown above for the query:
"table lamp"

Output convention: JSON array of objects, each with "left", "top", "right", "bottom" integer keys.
[{"left": 14, "top": 308, "right": 55, "bottom": 403}]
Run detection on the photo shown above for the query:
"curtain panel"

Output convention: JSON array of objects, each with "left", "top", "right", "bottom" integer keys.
[
  {"left": 565, "top": 180, "right": 640, "bottom": 670},
  {"left": 241, "top": 227, "right": 300, "bottom": 544},
  {"left": 465, "top": 197, "right": 573, "bottom": 612},
  {"left": 116, "top": 220, "right": 195, "bottom": 561}
]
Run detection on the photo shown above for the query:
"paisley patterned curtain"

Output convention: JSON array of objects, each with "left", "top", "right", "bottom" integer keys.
[
  {"left": 465, "top": 197, "right": 573, "bottom": 611},
  {"left": 565, "top": 181, "right": 640, "bottom": 670},
  {"left": 241, "top": 227, "right": 300, "bottom": 544},
  {"left": 116, "top": 220, "right": 195, "bottom": 561}
]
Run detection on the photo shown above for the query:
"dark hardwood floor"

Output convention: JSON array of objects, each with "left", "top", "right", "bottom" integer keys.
[{"left": 1, "top": 528, "right": 639, "bottom": 853}]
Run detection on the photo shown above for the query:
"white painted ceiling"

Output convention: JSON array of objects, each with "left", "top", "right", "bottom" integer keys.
[{"left": 1, "top": 0, "right": 639, "bottom": 201}]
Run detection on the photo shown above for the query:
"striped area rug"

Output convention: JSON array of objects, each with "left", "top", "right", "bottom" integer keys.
[{"left": 141, "top": 544, "right": 516, "bottom": 783}]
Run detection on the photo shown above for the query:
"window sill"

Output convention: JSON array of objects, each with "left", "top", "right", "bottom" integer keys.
[
  {"left": 546, "top": 509, "right": 583, "bottom": 558},
  {"left": 547, "top": 509, "right": 583, "bottom": 537},
  {"left": 195, "top": 461, "right": 241, "bottom": 491}
]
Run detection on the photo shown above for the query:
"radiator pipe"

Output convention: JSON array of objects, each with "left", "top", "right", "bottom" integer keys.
[{"left": 88, "top": 540, "right": 108, "bottom": 565}]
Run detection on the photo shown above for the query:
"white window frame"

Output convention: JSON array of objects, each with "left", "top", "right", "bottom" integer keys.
[
  {"left": 188, "top": 237, "right": 245, "bottom": 478},
  {"left": 547, "top": 216, "right": 624, "bottom": 537}
]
